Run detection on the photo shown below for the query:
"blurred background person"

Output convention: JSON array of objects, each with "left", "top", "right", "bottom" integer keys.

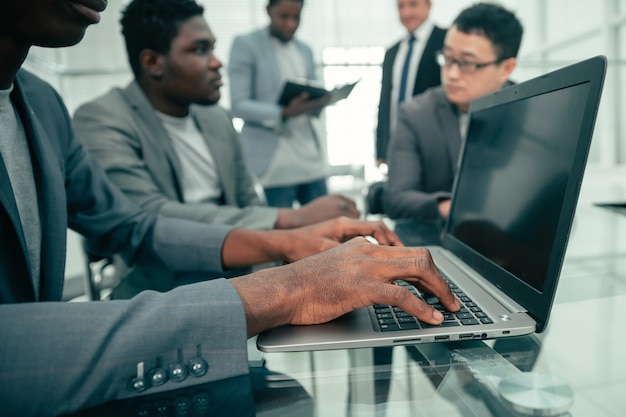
[
  {"left": 376, "top": 0, "right": 446, "bottom": 168},
  {"left": 228, "top": 0, "right": 332, "bottom": 209}
]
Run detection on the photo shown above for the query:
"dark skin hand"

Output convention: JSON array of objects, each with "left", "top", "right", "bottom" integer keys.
[
  {"left": 276, "top": 194, "right": 360, "bottom": 229},
  {"left": 281, "top": 92, "right": 332, "bottom": 119},
  {"left": 222, "top": 217, "right": 402, "bottom": 268},
  {"left": 277, "top": 216, "right": 403, "bottom": 262},
  {"left": 231, "top": 238, "right": 461, "bottom": 337}
]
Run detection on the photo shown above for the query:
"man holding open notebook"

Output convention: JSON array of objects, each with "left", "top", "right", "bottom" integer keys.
[{"left": 229, "top": 0, "right": 332, "bottom": 208}]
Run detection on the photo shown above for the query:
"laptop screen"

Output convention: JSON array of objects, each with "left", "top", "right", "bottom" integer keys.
[{"left": 447, "top": 82, "right": 591, "bottom": 293}]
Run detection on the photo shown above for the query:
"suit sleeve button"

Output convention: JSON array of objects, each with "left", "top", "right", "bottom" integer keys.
[
  {"left": 128, "top": 361, "right": 148, "bottom": 393},
  {"left": 172, "top": 396, "right": 192, "bottom": 415},
  {"left": 188, "top": 357, "right": 208, "bottom": 377},
  {"left": 168, "top": 362, "right": 188, "bottom": 382},
  {"left": 128, "top": 376, "right": 147, "bottom": 393},
  {"left": 147, "top": 366, "right": 168, "bottom": 387}
]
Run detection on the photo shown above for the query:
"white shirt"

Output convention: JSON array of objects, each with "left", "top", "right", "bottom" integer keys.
[
  {"left": 156, "top": 111, "right": 223, "bottom": 204},
  {"left": 459, "top": 111, "right": 470, "bottom": 140}
]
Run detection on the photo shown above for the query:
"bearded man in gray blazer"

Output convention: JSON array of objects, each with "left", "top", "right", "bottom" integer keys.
[
  {"left": 385, "top": 3, "right": 522, "bottom": 246},
  {"left": 74, "top": 0, "right": 359, "bottom": 298}
]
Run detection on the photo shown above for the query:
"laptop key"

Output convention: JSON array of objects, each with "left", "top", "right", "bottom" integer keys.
[
  {"left": 377, "top": 279, "right": 491, "bottom": 333},
  {"left": 380, "top": 324, "right": 401, "bottom": 332},
  {"left": 424, "top": 295, "right": 440, "bottom": 305},
  {"left": 398, "top": 317, "right": 417, "bottom": 323},
  {"left": 421, "top": 321, "right": 460, "bottom": 328}
]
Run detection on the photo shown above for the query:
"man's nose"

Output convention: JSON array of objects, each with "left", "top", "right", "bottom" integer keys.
[{"left": 210, "top": 54, "right": 223, "bottom": 69}]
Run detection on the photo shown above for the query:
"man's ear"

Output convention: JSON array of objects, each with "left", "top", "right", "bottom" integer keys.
[
  {"left": 500, "top": 57, "right": 517, "bottom": 79},
  {"left": 140, "top": 49, "right": 165, "bottom": 79}
]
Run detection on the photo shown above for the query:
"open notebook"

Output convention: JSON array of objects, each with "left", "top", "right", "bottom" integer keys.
[{"left": 258, "top": 56, "right": 607, "bottom": 352}]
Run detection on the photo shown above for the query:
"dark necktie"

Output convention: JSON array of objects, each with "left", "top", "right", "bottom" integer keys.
[{"left": 398, "top": 34, "right": 416, "bottom": 103}]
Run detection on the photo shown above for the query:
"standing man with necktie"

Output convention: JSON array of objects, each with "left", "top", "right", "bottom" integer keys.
[{"left": 375, "top": 0, "right": 446, "bottom": 167}]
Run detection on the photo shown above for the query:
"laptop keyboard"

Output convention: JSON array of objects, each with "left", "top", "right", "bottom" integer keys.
[{"left": 373, "top": 279, "right": 493, "bottom": 332}]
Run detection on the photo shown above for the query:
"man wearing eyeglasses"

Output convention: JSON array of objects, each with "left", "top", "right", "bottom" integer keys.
[{"left": 384, "top": 3, "right": 523, "bottom": 246}]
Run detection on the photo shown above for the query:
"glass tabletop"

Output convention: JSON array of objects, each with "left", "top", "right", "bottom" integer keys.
[
  {"left": 255, "top": 198, "right": 626, "bottom": 417},
  {"left": 69, "top": 177, "right": 626, "bottom": 417}
]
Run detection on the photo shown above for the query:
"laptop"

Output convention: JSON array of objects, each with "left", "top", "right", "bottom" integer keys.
[{"left": 257, "top": 55, "right": 607, "bottom": 352}]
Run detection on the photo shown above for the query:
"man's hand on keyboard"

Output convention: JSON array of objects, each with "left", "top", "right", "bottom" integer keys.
[{"left": 230, "top": 238, "right": 462, "bottom": 338}]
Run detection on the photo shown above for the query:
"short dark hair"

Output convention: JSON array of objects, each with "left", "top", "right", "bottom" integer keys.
[
  {"left": 120, "top": 0, "right": 204, "bottom": 78},
  {"left": 453, "top": 2, "right": 523, "bottom": 60},
  {"left": 268, "top": 0, "right": 304, "bottom": 7}
]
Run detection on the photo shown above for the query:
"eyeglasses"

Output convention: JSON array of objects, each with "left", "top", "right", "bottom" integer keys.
[{"left": 435, "top": 51, "right": 505, "bottom": 74}]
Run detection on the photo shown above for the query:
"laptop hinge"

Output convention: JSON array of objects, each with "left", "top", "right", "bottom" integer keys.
[{"left": 443, "top": 251, "right": 528, "bottom": 314}]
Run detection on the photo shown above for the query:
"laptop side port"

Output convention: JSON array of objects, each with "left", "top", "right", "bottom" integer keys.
[
  {"left": 435, "top": 335, "right": 450, "bottom": 341},
  {"left": 459, "top": 333, "right": 474, "bottom": 340}
]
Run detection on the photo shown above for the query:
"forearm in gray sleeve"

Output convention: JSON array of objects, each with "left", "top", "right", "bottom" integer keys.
[{"left": 139, "top": 216, "right": 234, "bottom": 273}]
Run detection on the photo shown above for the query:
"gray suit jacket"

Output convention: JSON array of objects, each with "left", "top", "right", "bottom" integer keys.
[
  {"left": 385, "top": 86, "right": 462, "bottom": 222},
  {"left": 73, "top": 82, "right": 278, "bottom": 297},
  {"left": 73, "top": 81, "right": 278, "bottom": 229},
  {"left": 228, "top": 27, "right": 318, "bottom": 177},
  {"left": 0, "top": 70, "right": 248, "bottom": 416}
]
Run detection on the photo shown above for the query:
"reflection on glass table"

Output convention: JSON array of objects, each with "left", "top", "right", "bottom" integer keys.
[{"left": 260, "top": 336, "right": 570, "bottom": 417}]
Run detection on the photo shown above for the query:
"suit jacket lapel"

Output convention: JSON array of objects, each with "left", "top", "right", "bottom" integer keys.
[
  {"left": 415, "top": 29, "right": 439, "bottom": 85},
  {"left": 12, "top": 76, "right": 67, "bottom": 301},
  {"left": 123, "top": 82, "right": 185, "bottom": 200},
  {"left": 0, "top": 154, "right": 25, "bottom": 259},
  {"left": 259, "top": 29, "right": 283, "bottom": 90},
  {"left": 435, "top": 92, "right": 462, "bottom": 170},
  {"left": 0, "top": 149, "right": 26, "bottom": 282},
  {"left": 388, "top": 43, "right": 400, "bottom": 62}
]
